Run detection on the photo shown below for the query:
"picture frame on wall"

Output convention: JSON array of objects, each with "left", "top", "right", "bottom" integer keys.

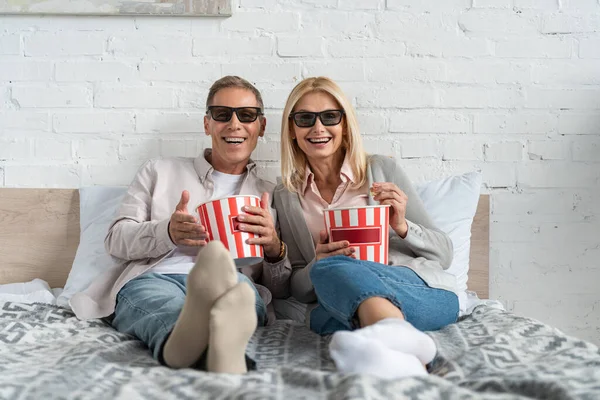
[{"left": 0, "top": 0, "right": 231, "bottom": 17}]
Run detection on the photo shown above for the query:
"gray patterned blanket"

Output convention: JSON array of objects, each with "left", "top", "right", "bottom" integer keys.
[{"left": 0, "top": 302, "right": 599, "bottom": 400}]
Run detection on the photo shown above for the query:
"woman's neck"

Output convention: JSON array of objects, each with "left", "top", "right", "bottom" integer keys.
[{"left": 307, "top": 151, "right": 345, "bottom": 203}]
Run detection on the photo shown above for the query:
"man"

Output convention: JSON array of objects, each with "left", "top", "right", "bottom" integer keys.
[{"left": 70, "top": 76, "right": 291, "bottom": 374}]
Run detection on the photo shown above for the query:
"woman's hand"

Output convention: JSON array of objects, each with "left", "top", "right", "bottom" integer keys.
[
  {"left": 237, "top": 192, "right": 281, "bottom": 258},
  {"left": 371, "top": 182, "right": 409, "bottom": 238},
  {"left": 315, "top": 230, "right": 355, "bottom": 261}
]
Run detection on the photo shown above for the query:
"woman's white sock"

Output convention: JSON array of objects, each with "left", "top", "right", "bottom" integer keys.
[
  {"left": 329, "top": 330, "right": 426, "bottom": 380},
  {"left": 353, "top": 318, "right": 438, "bottom": 365}
]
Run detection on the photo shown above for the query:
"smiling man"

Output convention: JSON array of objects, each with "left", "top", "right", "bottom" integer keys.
[{"left": 70, "top": 76, "right": 291, "bottom": 375}]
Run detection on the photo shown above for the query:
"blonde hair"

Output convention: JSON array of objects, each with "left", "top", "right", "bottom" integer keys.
[{"left": 280, "top": 77, "right": 367, "bottom": 192}]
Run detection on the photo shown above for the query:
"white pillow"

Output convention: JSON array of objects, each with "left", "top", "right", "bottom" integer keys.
[
  {"left": 56, "top": 186, "right": 127, "bottom": 308},
  {"left": 415, "top": 171, "right": 482, "bottom": 294},
  {"left": 0, "top": 278, "right": 57, "bottom": 305}
]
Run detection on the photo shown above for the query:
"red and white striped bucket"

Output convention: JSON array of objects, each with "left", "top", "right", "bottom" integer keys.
[
  {"left": 323, "top": 205, "right": 390, "bottom": 264},
  {"left": 196, "top": 195, "right": 264, "bottom": 260}
]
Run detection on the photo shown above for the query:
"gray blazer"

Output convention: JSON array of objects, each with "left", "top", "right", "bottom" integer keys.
[{"left": 272, "top": 154, "right": 458, "bottom": 304}]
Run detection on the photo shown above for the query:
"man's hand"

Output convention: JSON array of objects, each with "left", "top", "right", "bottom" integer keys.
[
  {"left": 168, "top": 190, "right": 208, "bottom": 246},
  {"left": 237, "top": 192, "right": 281, "bottom": 258},
  {"left": 315, "top": 230, "right": 355, "bottom": 261}
]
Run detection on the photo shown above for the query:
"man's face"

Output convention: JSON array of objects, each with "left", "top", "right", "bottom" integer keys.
[{"left": 204, "top": 87, "right": 266, "bottom": 174}]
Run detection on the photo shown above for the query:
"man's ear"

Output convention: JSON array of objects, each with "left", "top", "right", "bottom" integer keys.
[
  {"left": 203, "top": 115, "right": 210, "bottom": 136},
  {"left": 259, "top": 116, "right": 266, "bottom": 137}
]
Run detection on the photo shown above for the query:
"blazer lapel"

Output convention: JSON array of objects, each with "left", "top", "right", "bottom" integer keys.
[{"left": 278, "top": 188, "right": 316, "bottom": 263}]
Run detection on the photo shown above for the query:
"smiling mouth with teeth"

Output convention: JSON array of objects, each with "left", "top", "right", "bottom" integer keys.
[
  {"left": 223, "top": 137, "right": 246, "bottom": 144},
  {"left": 308, "top": 137, "right": 332, "bottom": 144}
]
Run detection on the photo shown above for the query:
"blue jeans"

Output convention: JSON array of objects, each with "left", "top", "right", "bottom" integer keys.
[
  {"left": 309, "top": 256, "right": 459, "bottom": 335},
  {"left": 111, "top": 272, "right": 266, "bottom": 367}
]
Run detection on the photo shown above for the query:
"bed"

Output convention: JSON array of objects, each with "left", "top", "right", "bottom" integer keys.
[{"left": 1, "top": 189, "right": 599, "bottom": 399}]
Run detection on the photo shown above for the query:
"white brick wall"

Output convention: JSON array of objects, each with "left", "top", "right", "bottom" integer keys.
[{"left": 0, "top": 1, "right": 599, "bottom": 345}]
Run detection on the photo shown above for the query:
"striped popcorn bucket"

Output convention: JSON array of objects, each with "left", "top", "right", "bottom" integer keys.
[
  {"left": 196, "top": 195, "right": 264, "bottom": 260},
  {"left": 323, "top": 205, "right": 391, "bottom": 265}
]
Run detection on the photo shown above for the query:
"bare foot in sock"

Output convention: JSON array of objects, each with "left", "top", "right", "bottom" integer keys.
[
  {"left": 354, "top": 318, "right": 437, "bottom": 365},
  {"left": 207, "top": 282, "right": 257, "bottom": 374},
  {"left": 163, "top": 241, "right": 237, "bottom": 368},
  {"left": 329, "top": 330, "right": 426, "bottom": 379}
]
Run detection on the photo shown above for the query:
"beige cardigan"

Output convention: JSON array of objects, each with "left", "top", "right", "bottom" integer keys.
[
  {"left": 70, "top": 150, "right": 292, "bottom": 321},
  {"left": 272, "top": 154, "right": 458, "bottom": 304}
]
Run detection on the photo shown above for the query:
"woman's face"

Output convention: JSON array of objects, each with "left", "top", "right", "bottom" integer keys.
[{"left": 290, "top": 91, "right": 345, "bottom": 165}]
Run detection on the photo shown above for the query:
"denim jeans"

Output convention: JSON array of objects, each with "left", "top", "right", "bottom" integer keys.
[
  {"left": 309, "top": 256, "right": 459, "bottom": 335},
  {"left": 111, "top": 272, "right": 266, "bottom": 368}
]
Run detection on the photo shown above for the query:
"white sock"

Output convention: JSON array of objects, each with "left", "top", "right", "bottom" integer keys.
[
  {"left": 329, "top": 330, "right": 426, "bottom": 380},
  {"left": 163, "top": 241, "right": 237, "bottom": 369},
  {"left": 207, "top": 282, "right": 257, "bottom": 374},
  {"left": 353, "top": 318, "right": 437, "bottom": 365}
]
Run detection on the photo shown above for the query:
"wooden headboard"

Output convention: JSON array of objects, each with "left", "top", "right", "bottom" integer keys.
[{"left": 0, "top": 189, "right": 490, "bottom": 298}]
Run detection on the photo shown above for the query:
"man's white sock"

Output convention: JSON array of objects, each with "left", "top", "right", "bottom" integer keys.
[
  {"left": 329, "top": 330, "right": 426, "bottom": 380},
  {"left": 353, "top": 318, "right": 437, "bottom": 365}
]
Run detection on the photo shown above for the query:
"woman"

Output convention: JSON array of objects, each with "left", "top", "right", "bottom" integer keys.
[{"left": 272, "top": 77, "right": 460, "bottom": 379}]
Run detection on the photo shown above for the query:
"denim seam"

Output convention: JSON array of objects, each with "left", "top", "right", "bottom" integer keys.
[{"left": 116, "top": 293, "right": 172, "bottom": 336}]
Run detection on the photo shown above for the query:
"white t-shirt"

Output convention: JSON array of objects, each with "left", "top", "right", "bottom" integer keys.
[{"left": 147, "top": 170, "right": 246, "bottom": 275}]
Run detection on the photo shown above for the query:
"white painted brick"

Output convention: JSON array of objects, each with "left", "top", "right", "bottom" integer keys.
[
  {"left": 484, "top": 141, "right": 524, "bottom": 161},
  {"left": 356, "top": 86, "right": 438, "bottom": 108},
  {"left": 440, "top": 87, "right": 524, "bottom": 109},
  {"left": 133, "top": 17, "right": 192, "bottom": 33},
  {"left": 55, "top": 61, "right": 139, "bottom": 83},
  {"left": 240, "top": 0, "right": 278, "bottom": 8},
  {"left": 303, "top": 11, "right": 375, "bottom": 37},
  {"left": 327, "top": 39, "right": 406, "bottom": 58},
  {"left": 444, "top": 61, "right": 531, "bottom": 84},
  {"left": 119, "top": 140, "right": 160, "bottom": 161},
  {"left": 222, "top": 63, "right": 301, "bottom": 83},
  {"left": 222, "top": 12, "right": 299, "bottom": 33},
  {"left": 254, "top": 162, "right": 280, "bottom": 184},
  {"left": 177, "top": 86, "right": 209, "bottom": 110},
  {"left": 34, "top": 138, "right": 72, "bottom": 160},
  {"left": 0, "top": 61, "right": 53, "bottom": 82},
  {"left": 400, "top": 138, "right": 441, "bottom": 158},
  {"left": 542, "top": 13, "right": 600, "bottom": 34},
  {"left": 362, "top": 139, "right": 398, "bottom": 157},
  {"left": 301, "top": 0, "right": 338, "bottom": 8},
  {"left": 277, "top": 37, "right": 324, "bottom": 57},
  {"left": 527, "top": 140, "right": 569, "bottom": 160},
  {"left": 390, "top": 111, "right": 470, "bottom": 133},
  {"left": 480, "top": 162, "right": 517, "bottom": 188},
  {"left": 526, "top": 88, "right": 600, "bottom": 109},
  {"left": 252, "top": 140, "right": 281, "bottom": 162},
  {"left": 495, "top": 37, "right": 572, "bottom": 58},
  {"left": 492, "top": 220, "right": 599, "bottom": 243},
  {"left": 560, "top": 0, "right": 600, "bottom": 10},
  {"left": 514, "top": 0, "right": 559, "bottom": 9},
  {"left": 193, "top": 37, "right": 273, "bottom": 57},
  {"left": 109, "top": 35, "right": 192, "bottom": 58},
  {"left": 95, "top": 86, "right": 176, "bottom": 109},
  {"left": 136, "top": 112, "right": 204, "bottom": 133},
  {"left": 0, "top": 138, "right": 30, "bottom": 159},
  {"left": 386, "top": 0, "right": 471, "bottom": 11},
  {"left": 558, "top": 113, "right": 600, "bottom": 135},
  {"left": 54, "top": 112, "right": 135, "bottom": 133},
  {"left": 0, "top": 16, "right": 135, "bottom": 33},
  {"left": 0, "top": 111, "right": 49, "bottom": 130},
  {"left": 406, "top": 38, "right": 492, "bottom": 58},
  {"left": 262, "top": 111, "right": 284, "bottom": 135},
  {"left": 474, "top": 114, "right": 555, "bottom": 135},
  {"left": 0, "top": 34, "right": 20, "bottom": 55},
  {"left": 356, "top": 112, "right": 388, "bottom": 135},
  {"left": 377, "top": 12, "right": 457, "bottom": 39},
  {"left": 303, "top": 61, "right": 365, "bottom": 82},
  {"left": 4, "top": 165, "right": 80, "bottom": 188},
  {"left": 339, "top": 0, "right": 381, "bottom": 10},
  {"left": 458, "top": 10, "right": 541, "bottom": 36},
  {"left": 518, "top": 162, "right": 599, "bottom": 188},
  {"left": 492, "top": 191, "right": 589, "bottom": 220},
  {"left": 190, "top": 18, "right": 222, "bottom": 36},
  {"left": 261, "top": 88, "right": 291, "bottom": 109},
  {"left": 580, "top": 39, "right": 600, "bottom": 58},
  {"left": 83, "top": 163, "right": 141, "bottom": 186},
  {"left": 533, "top": 61, "right": 600, "bottom": 85},
  {"left": 139, "top": 62, "right": 222, "bottom": 83},
  {"left": 366, "top": 59, "right": 446, "bottom": 82},
  {"left": 12, "top": 85, "right": 91, "bottom": 108},
  {"left": 473, "top": 0, "right": 512, "bottom": 8},
  {"left": 160, "top": 140, "right": 200, "bottom": 158},
  {"left": 0, "top": 165, "right": 3, "bottom": 186},
  {"left": 572, "top": 138, "right": 600, "bottom": 161},
  {"left": 76, "top": 140, "right": 120, "bottom": 161},
  {"left": 442, "top": 137, "right": 484, "bottom": 160},
  {"left": 24, "top": 33, "right": 105, "bottom": 56}
]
